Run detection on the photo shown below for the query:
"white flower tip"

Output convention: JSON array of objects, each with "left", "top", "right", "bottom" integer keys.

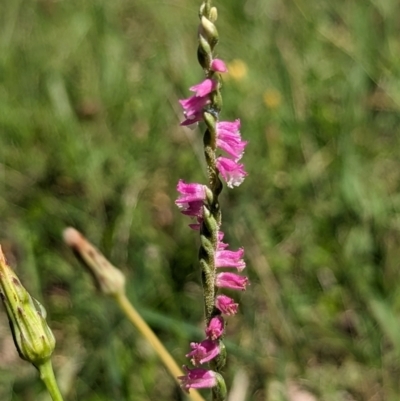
[
  {"left": 63, "top": 227, "right": 82, "bottom": 247},
  {"left": 227, "top": 178, "right": 244, "bottom": 188}
]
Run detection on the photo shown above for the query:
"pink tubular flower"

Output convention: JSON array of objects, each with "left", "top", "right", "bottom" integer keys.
[
  {"left": 179, "top": 79, "right": 218, "bottom": 126},
  {"left": 216, "top": 272, "right": 249, "bottom": 291},
  {"left": 216, "top": 157, "right": 247, "bottom": 188},
  {"left": 217, "top": 231, "right": 229, "bottom": 250},
  {"left": 190, "top": 79, "right": 218, "bottom": 97},
  {"left": 179, "top": 366, "right": 218, "bottom": 393},
  {"left": 175, "top": 180, "right": 208, "bottom": 217},
  {"left": 216, "top": 120, "right": 248, "bottom": 162},
  {"left": 211, "top": 59, "right": 228, "bottom": 73},
  {"left": 216, "top": 295, "right": 239, "bottom": 316},
  {"left": 215, "top": 248, "right": 246, "bottom": 271},
  {"left": 175, "top": 179, "right": 206, "bottom": 203},
  {"left": 186, "top": 339, "right": 220, "bottom": 365},
  {"left": 179, "top": 95, "right": 210, "bottom": 126},
  {"left": 205, "top": 316, "right": 225, "bottom": 340}
]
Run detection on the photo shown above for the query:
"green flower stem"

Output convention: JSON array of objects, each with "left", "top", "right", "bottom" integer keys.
[
  {"left": 114, "top": 292, "right": 206, "bottom": 401},
  {"left": 38, "top": 360, "right": 64, "bottom": 401},
  {"left": 64, "top": 228, "right": 206, "bottom": 401}
]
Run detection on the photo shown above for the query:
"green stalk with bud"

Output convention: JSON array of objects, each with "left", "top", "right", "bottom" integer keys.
[{"left": 0, "top": 246, "right": 64, "bottom": 401}]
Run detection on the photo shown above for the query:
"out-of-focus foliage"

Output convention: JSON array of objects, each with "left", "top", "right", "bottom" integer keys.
[{"left": 1, "top": 0, "right": 400, "bottom": 400}]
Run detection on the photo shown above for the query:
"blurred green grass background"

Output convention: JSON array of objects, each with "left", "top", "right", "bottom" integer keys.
[{"left": 1, "top": 0, "right": 400, "bottom": 400}]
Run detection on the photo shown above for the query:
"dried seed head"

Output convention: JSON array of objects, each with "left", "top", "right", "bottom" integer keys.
[{"left": 63, "top": 227, "right": 126, "bottom": 296}]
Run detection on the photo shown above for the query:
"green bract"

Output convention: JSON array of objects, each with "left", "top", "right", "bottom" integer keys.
[{"left": 0, "top": 251, "right": 55, "bottom": 368}]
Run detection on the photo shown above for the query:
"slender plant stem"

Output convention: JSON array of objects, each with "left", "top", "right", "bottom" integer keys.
[
  {"left": 114, "top": 292, "right": 206, "bottom": 401},
  {"left": 38, "top": 360, "right": 65, "bottom": 401}
]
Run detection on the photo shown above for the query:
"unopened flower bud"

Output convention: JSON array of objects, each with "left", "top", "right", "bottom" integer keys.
[
  {"left": 203, "top": 110, "right": 217, "bottom": 133},
  {"left": 209, "top": 7, "right": 218, "bottom": 23},
  {"left": 199, "top": 3, "right": 206, "bottom": 17},
  {"left": 214, "top": 371, "right": 227, "bottom": 400},
  {"left": 202, "top": 205, "right": 219, "bottom": 236},
  {"left": 197, "top": 34, "right": 212, "bottom": 70},
  {"left": 200, "top": 16, "right": 219, "bottom": 48},
  {"left": 63, "top": 227, "right": 126, "bottom": 296},
  {"left": 0, "top": 247, "right": 55, "bottom": 367}
]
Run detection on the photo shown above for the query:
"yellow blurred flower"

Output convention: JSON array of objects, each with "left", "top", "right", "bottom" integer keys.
[
  {"left": 263, "top": 89, "right": 282, "bottom": 109},
  {"left": 226, "top": 59, "right": 248, "bottom": 81}
]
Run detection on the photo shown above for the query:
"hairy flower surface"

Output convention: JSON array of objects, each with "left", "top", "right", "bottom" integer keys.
[
  {"left": 186, "top": 339, "right": 220, "bottom": 365},
  {"left": 216, "top": 157, "right": 247, "bottom": 188},
  {"left": 205, "top": 316, "right": 224, "bottom": 340},
  {"left": 215, "top": 295, "right": 239, "bottom": 316},
  {"left": 216, "top": 272, "right": 249, "bottom": 291},
  {"left": 216, "top": 120, "right": 247, "bottom": 162},
  {"left": 179, "top": 366, "right": 219, "bottom": 393}
]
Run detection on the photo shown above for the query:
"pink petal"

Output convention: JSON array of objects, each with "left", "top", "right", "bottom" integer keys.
[
  {"left": 205, "top": 316, "right": 225, "bottom": 340},
  {"left": 215, "top": 295, "right": 239, "bottom": 316},
  {"left": 216, "top": 119, "right": 248, "bottom": 161},
  {"left": 216, "top": 157, "right": 247, "bottom": 188},
  {"left": 215, "top": 248, "right": 246, "bottom": 271},
  {"left": 211, "top": 59, "right": 228, "bottom": 73},
  {"left": 186, "top": 339, "right": 220, "bottom": 365},
  {"left": 176, "top": 180, "right": 207, "bottom": 204},
  {"left": 189, "top": 220, "right": 202, "bottom": 230},
  {"left": 179, "top": 95, "right": 209, "bottom": 119},
  {"left": 217, "top": 230, "right": 229, "bottom": 250},
  {"left": 216, "top": 272, "right": 249, "bottom": 291},
  {"left": 178, "top": 366, "right": 218, "bottom": 393},
  {"left": 180, "top": 113, "right": 203, "bottom": 126},
  {"left": 190, "top": 78, "right": 218, "bottom": 97},
  {"left": 175, "top": 180, "right": 208, "bottom": 218}
]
